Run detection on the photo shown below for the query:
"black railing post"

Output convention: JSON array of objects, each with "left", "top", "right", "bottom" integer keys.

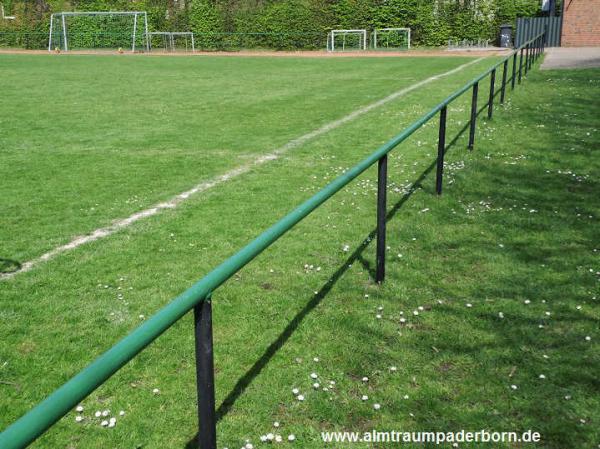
[
  {"left": 524, "top": 44, "right": 529, "bottom": 75},
  {"left": 518, "top": 48, "right": 524, "bottom": 84},
  {"left": 500, "top": 59, "right": 508, "bottom": 104},
  {"left": 436, "top": 106, "right": 447, "bottom": 195},
  {"left": 542, "top": 32, "right": 546, "bottom": 54},
  {"left": 375, "top": 155, "right": 387, "bottom": 283},
  {"left": 487, "top": 69, "right": 496, "bottom": 119},
  {"left": 468, "top": 82, "right": 478, "bottom": 150},
  {"left": 530, "top": 42, "right": 534, "bottom": 68},
  {"left": 195, "top": 296, "right": 217, "bottom": 449},
  {"left": 529, "top": 43, "right": 533, "bottom": 70},
  {"left": 511, "top": 52, "right": 517, "bottom": 90}
]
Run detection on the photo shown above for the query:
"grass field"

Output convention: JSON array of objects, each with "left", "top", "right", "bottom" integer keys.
[{"left": 0, "top": 54, "right": 599, "bottom": 449}]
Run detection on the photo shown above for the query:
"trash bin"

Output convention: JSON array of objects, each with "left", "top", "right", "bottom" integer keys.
[{"left": 500, "top": 24, "right": 513, "bottom": 48}]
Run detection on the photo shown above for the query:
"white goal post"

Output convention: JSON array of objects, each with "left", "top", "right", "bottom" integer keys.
[
  {"left": 372, "top": 28, "right": 411, "bottom": 50},
  {"left": 48, "top": 11, "right": 149, "bottom": 53},
  {"left": 148, "top": 31, "right": 195, "bottom": 52},
  {"left": 327, "top": 29, "right": 367, "bottom": 52}
]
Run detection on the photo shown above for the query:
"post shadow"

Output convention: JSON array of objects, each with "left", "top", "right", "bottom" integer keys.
[
  {"left": 0, "top": 258, "right": 22, "bottom": 274},
  {"left": 185, "top": 61, "right": 526, "bottom": 447}
]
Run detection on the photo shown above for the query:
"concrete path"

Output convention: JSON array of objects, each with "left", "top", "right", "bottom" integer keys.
[{"left": 542, "top": 47, "right": 600, "bottom": 69}]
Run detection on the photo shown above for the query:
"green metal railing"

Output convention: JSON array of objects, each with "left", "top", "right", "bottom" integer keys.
[{"left": 0, "top": 32, "right": 546, "bottom": 449}]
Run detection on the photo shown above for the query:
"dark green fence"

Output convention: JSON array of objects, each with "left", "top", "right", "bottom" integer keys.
[
  {"left": 0, "top": 32, "right": 546, "bottom": 449},
  {"left": 516, "top": 16, "right": 562, "bottom": 47}
]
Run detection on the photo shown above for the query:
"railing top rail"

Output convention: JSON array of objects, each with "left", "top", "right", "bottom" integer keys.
[{"left": 0, "top": 31, "right": 545, "bottom": 449}]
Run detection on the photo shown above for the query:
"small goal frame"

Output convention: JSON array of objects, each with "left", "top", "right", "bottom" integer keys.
[
  {"left": 148, "top": 31, "right": 195, "bottom": 52},
  {"left": 48, "top": 11, "right": 149, "bottom": 53},
  {"left": 327, "top": 29, "right": 367, "bottom": 52},
  {"left": 372, "top": 27, "right": 411, "bottom": 50}
]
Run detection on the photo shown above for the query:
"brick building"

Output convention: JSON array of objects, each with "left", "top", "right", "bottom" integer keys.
[{"left": 561, "top": 0, "right": 600, "bottom": 46}]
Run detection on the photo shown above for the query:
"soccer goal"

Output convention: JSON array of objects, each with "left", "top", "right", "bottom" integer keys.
[
  {"left": 372, "top": 28, "right": 411, "bottom": 50},
  {"left": 327, "top": 29, "right": 367, "bottom": 52},
  {"left": 48, "top": 11, "right": 149, "bottom": 52},
  {"left": 148, "top": 32, "right": 195, "bottom": 53}
]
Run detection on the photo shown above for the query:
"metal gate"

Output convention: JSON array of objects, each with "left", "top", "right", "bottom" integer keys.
[{"left": 516, "top": 16, "right": 562, "bottom": 47}]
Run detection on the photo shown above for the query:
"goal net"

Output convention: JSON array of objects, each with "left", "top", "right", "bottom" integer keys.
[
  {"left": 48, "top": 11, "right": 149, "bottom": 52},
  {"left": 148, "top": 32, "right": 195, "bottom": 53},
  {"left": 372, "top": 28, "right": 411, "bottom": 50},
  {"left": 327, "top": 30, "right": 367, "bottom": 52}
]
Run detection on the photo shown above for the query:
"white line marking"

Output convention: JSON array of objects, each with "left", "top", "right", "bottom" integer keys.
[{"left": 2, "top": 57, "right": 485, "bottom": 280}]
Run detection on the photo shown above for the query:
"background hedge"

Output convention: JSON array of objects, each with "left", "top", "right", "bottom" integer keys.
[{"left": 0, "top": 0, "right": 560, "bottom": 49}]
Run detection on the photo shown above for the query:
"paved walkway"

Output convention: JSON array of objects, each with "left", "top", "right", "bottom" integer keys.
[{"left": 542, "top": 47, "right": 600, "bottom": 69}]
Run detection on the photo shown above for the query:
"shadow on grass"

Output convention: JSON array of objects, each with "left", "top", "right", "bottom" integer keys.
[
  {"left": 186, "top": 65, "right": 599, "bottom": 448},
  {"left": 398, "top": 70, "right": 599, "bottom": 449},
  {"left": 184, "top": 159, "right": 439, "bottom": 447},
  {"left": 184, "top": 108, "right": 475, "bottom": 448},
  {"left": 0, "top": 258, "right": 21, "bottom": 274}
]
